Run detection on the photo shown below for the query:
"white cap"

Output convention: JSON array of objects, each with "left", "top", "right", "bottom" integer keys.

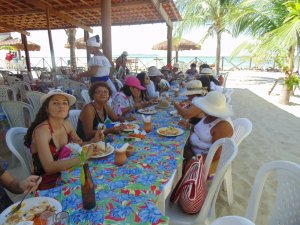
[{"left": 87, "top": 35, "right": 101, "bottom": 48}]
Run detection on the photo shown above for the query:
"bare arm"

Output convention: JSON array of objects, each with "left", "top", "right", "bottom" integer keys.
[
  {"left": 174, "top": 103, "right": 203, "bottom": 119},
  {"left": 76, "top": 65, "right": 99, "bottom": 79},
  {"left": 79, "top": 104, "right": 97, "bottom": 141}
]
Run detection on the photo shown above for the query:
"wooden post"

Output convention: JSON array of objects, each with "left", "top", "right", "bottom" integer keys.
[
  {"left": 249, "top": 57, "right": 252, "bottom": 70},
  {"left": 21, "top": 34, "right": 31, "bottom": 73},
  {"left": 46, "top": 9, "right": 56, "bottom": 71},
  {"left": 101, "top": 0, "right": 112, "bottom": 68},
  {"left": 167, "top": 25, "right": 172, "bottom": 65},
  {"left": 221, "top": 57, "right": 224, "bottom": 71},
  {"left": 84, "top": 30, "right": 90, "bottom": 66}
]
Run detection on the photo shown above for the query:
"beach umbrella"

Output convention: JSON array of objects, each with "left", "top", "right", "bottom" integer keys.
[
  {"left": 152, "top": 38, "right": 201, "bottom": 62},
  {"left": 64, "top": 37, "right": 86, "bottom": 49},
  {"left": 0, "top": 37, "right": 40, "bottom": 51}
]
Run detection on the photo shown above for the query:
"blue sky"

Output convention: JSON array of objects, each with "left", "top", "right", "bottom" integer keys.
[{"left": 2, "top": 23, "right": 250, "bottom": 59}]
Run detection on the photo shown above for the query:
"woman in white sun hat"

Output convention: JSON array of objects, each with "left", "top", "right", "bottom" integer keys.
[
  {"left": 24, "top": 89, "right": 103, "bottom": 190},
  {"left": 183, "top": 91, "right": 233, "bottom": 173}
]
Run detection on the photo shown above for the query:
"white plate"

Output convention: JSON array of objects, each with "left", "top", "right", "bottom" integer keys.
[
  {"left": 0, "top": 197, "right": 62, "bottom": 225},
  {"left": 137, "top": 108, "right": 157, "bottom": 115},
  {"left": 155, "top": 105, "right": 171, "bottom": 109},
  {"left": 169, "top": 110, "right": 180, "bottom": 117},
  {"left": 91, "top": 142, "right": 114, "bottom": 158},
  {"left": 122, "top": 123, "right": 140, "bottom": 132},
  {"left": 157, "top": 127, "right": 184, "bottom": 137}
]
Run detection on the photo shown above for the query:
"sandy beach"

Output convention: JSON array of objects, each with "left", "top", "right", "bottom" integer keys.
[{"left": 215, "top": 71, "right": 300, "bottom": 224}]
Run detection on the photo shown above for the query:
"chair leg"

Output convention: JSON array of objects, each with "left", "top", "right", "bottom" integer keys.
[{"left": 223, "top": 165, "right": 234, "bottom": 205}]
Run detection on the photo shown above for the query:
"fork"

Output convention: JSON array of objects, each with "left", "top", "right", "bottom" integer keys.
[{"left": 6, "top": 176, "right": 41, "bottom": 217}]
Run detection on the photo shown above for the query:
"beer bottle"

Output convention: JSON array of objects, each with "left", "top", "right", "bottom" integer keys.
[{"left": 81, "top": 163, "right": 96, "bottom": 210}]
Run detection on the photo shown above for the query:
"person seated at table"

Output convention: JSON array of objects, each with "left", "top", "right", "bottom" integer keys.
[
  {"left": 136, "top": 72, "right": 157, "bottom": 107},
  {"left": 161, "top": 65, "right": 174, "bottom": 84},
  {"left": 111, "top": 76, "right": 145, "bottom": 119},
  {"left": 199, "top": 66, "right": 223, "bottom": 92},
  {"left": 0, "top": 157, "right": 41, "bottom": 213},
  {"left": 172, "top": 63, "right": 184, "bottom": 80},
  {"left": 183, "top": 91, "right": 233, "bottom": 170},
  {"left": 173, "top": 80, "right": 208, "bottom": 129},
  {"left": 24, "top": 89, "right": 103, "bottom": 190},
  {"left": 148, "top": 66, "right": 170, "bottom": 94},
  {"left": 185, "top": 63, "right": 199, "bottom": 81},
  {"left": 77, "top": 82, "right": 124, "bottom": 141}
]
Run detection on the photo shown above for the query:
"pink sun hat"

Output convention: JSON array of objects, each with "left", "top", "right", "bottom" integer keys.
[{"left": 125, "top": 76, "right": 146, "bottom": 90}]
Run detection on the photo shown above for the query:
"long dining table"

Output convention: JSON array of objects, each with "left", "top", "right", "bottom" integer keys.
[{"left": 37, "top": 91, "right": 189, "bottom": 225}]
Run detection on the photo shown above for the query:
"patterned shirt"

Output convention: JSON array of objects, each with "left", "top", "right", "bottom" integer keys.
[
  {"left": 0, "top": 158, "right": 13, "bottom": 213},
  {"left": 111, "top": 92, "right": 134, "bottom": 118}
]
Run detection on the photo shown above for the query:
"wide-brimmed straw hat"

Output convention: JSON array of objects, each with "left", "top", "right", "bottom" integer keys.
[
  {"left": 181, "top": 80, "right": 207, "bottom": 96},
  {"left": 192, "top": 91, "right": 232, "bottom": 118},
  {"left": 40, "top": 89, "right": 76, "bottom": 106},
  {"left": 148, "top": 66, "right": 163, "bottom": 77},
  {"left": 200, "top": 68, "right": 213, "bottom": 75}
]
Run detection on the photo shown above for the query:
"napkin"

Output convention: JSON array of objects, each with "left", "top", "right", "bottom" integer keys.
[
  {"left": 66, "top": 142, "right": 82, "bottom": 154},
  {"left": 142, "top": 114, "right": 151, "bottom": 122},
  {"left": 116, "top": 143, "right": 129, "bottom": 152}
]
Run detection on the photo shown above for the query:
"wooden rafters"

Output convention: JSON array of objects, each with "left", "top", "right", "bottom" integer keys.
[
  {"left": 0, "top": 22, "right": 30, "bottom": 36},
  {"left": 150, "top": 0, "right": 172, "bottom": 27}
]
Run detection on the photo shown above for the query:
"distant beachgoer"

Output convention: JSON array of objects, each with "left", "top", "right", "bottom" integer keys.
[
  {"left": 75, "top": 35, "right": 117, "bottom": 94},
  {"left": 115, "top": 51, "right": 129, "bottom": 82},
  {"left": 5, "top": 51, "right": 13, "bottom": 69}
]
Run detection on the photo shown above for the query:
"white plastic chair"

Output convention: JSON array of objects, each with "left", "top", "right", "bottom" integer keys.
[
  {"left": 214, "top": 161, "right": 300, "bottom": 225},
  {"left": 6, "top": 127, "right": 32, "bottom": 176},
  {"left": 245, "top": 160, "right": 300, "bottom": 225},
  {"left": 165, "top": 138, "right": 238, "bottom": 225},
  {"left": 26, "top": 91, "right": 45, "bottom": 116},
  {"left": 223, "top": 118, "right": 253, "bottom": 205},
  {"left": 69, "top": 109, "right": 81, "bottom": 129},
  {"left": 81, "top": 89, "right": 91, "bottom": 104},
  {"left": 1, "top": 101, "right": 34, "bottom": 127},
  {"left": 0, "top": 85, "right": 17, "bottom": 101}
]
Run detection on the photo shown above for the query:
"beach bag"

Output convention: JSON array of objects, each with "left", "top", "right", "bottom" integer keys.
[{"left": 170, "top": 155, "right": 207, "bottom": 214}]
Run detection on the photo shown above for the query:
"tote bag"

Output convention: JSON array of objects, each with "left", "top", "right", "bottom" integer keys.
[{"left": 170, "top": 155, "right": 207, "bottom": 214}]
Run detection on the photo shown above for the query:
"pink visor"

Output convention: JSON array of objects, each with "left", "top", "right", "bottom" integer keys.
[{"left": 125, "top": 76, "right": 145, "bottom": 90}]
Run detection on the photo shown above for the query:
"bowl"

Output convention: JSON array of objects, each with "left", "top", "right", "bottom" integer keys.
[{"left": 126, "top": 145, "right": 135, "bottom": 157}]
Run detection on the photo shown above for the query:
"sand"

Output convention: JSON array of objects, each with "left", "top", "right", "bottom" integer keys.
[{"left": 215, "top": 71, "right": 300, "bottom": 224}]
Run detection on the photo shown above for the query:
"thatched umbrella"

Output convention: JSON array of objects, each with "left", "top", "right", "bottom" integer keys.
[
  {"left": 152, "top": 38, "right": 201, "bottom": 62},
  {"left": 0, "top": 37, "right": 40, "bottom": 51},
  {"left": 64, "top": 37, "right": 86, "bottom": 49}
]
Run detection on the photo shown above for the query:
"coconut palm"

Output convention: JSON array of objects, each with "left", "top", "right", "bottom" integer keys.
[
  {"left": 175, "top": 0, "right": 240, "bottom": 75},
  {"left": 65, "top": 28, "right": 77, "bottom": 70}
]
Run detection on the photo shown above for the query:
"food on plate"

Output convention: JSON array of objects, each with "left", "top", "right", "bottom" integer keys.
[
  {"left": 123, "top": 123, "right": 138, "bottom": 130},
  {"left": 138, "top": 108, "right": 156, "bottom": 114},
  {"left": 127, "top": 133, "right": 146, "bottom": 139},
  {"left": 158, "top": 100, "right": 170, "bottom": 108},
  {"left": 5, "top": 201, "right": 55, "bottom": 225},
  {"left": 93, "top": 142, "right": 112, "bottom": 156},
  {"left": 158, "top": 127, "right": 181, "bottom": 136}
]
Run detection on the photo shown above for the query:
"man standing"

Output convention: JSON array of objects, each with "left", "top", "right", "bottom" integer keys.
[{"left": 115, "top": 51, "right": 128, "bottom": 82}]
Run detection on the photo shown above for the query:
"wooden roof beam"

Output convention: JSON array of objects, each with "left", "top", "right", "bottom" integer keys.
[
  {"left": 0, "top": 22, "right": 30, "bottom": 36},
  {"left": 150, "top": 0, "right": 173, "bottom": 27},
  {"left": 26, "top": 0, "right": 93, "bottom": 33}
]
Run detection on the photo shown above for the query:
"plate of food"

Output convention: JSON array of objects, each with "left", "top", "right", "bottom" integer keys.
[
  {"left": 0, "top": 197, "right": 62, "bottom": 225},
  {"left": 137, "top": 108, "right": 157, "bottom": 115},
  {"left": 91, "top": 141, "right": 114, "bottom": 158},
  {"left": 157, "top": 126, "right": 184, "bottom": 137},
  {"left": 122, "top": 123, "right": 140, "bottom": 132},
  {"left": 169, "top": 110, "right": 180, "bottom": 117}
]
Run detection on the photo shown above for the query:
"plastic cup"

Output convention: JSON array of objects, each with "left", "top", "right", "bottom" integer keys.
[
  {"left": 54, "top": 211, "right": 70, "bottom": 225},
  {"left": 143, "top": 121, "right": 152, "bottom": 133},
  {"left": 38, "top": 210, "right": 55, "bottom": 225}
]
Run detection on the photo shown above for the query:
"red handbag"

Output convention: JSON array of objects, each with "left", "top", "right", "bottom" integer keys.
[{"left": 170, "top": 155, "right": 207, "bottom": 214}]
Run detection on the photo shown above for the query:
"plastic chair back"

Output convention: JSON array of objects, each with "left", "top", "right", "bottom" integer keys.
[
  {"left": 1, "top": 101, "right": 34, "bottom": 127},
  {"left": 245, "top": 161, "right": 300, "bottom": 225},
  {"left": 26, "top": 91, "right": 45, "bottom": 116},
  {"left": 69, "top": 109, "right": 81, "bottom": 129},
  {"left": 232, "top": 118, "right": 253, "bottom": 146},
  {"left": 5, "top": 127, "right": 32, "bottom": 176},
  {"left": 0, "top": 85, "right": 17, "bottom": 101},
  {"left": 81, "top": 89, "right": 91, "bottom": 104},
  {"left": 166, "top": 138, "right": 238, "bottom": 225}
]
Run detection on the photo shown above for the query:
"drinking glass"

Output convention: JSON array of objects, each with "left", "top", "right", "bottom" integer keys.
[
  {"left": 143, "top": 121, "right": 152, "bottom": 133},
  {"left": 54, "top": 211, "right": 70, "bottom": 225}
]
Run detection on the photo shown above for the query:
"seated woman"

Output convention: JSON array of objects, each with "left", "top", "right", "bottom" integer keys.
[
  {"left": 199, "top": 66, "right": 223, "bottom": 92},
  {"left": 136, "top": 72, "right": 157, "bottom": 108},
  {"left": 0, "top": 158, "right": 41, "bottom": 213},
  {"left": 173, "top": 80, "right": 208, "bottom": 128},
  {"left": 111, "top": 76, "right": 145, "bottom": 119},
  {"left": 77, "top": 82, "right": 124, "bottom": 142},
  {"left": 24, "top": 90, "right": 103, "bottom": 190},
  {"left": 183, "top": 91, "right": 233, "bottom": 169},
  {"left": 148, "top": 66, "right": 170, "bottom": 94}
]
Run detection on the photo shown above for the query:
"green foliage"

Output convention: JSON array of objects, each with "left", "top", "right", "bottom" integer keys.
[{"left": 285, "top": 73, "right": 300, "bottom": 91}]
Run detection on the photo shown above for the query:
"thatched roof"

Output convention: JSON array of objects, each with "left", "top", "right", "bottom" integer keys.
[
  {"left": 64, "top": 37, "right": 86, "bottom": 49},
  {"left": 0, "top": 38, "right": 40, "bottom": 51},
  {"left": 0, "top": 0, "right": 181, "bottom": 34},
  {"left": 152, "top": 38, "right": 201, "bottom": 51}
]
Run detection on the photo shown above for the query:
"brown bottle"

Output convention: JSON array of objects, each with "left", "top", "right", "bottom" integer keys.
[{"left": 81, "top": 163, "right": 96, "bottom": 210}]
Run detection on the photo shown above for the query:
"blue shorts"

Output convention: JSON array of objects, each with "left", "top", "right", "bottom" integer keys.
[{"left": 91, "top": 76, "right": 109, "bottom": 83}]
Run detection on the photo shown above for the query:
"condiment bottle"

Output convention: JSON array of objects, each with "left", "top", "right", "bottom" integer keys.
[{"left": 81, "top": 163, "right": 96, "bottom": 210}]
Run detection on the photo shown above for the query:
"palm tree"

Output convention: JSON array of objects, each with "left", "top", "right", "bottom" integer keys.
[
  {"left": 175, "top": 0, "right": 240, "bottom": 75},
  {"left": 65, "top": 28, "right": 77, "bottom": 70}
]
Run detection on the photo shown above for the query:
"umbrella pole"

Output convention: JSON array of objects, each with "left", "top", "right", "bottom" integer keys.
[{"left": 175, "top": 51, "right": 178, "bottom": 63}]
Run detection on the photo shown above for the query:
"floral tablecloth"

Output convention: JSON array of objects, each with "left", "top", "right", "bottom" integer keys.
[{"left": 38, "top": 98, "right": 189, "bottom": 225}]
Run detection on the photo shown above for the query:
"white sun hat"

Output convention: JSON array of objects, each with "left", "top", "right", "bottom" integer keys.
[
  {"left": 40, "top": 89, "right": 76, "bottom": 106},
  {"left": 200, "top": 67, "right": 213, "bottom": 75},
  {"left": 148, "top": 66, "right": 163, "bottom": 77},
  {"left": 86, "top": 35, "right": 101, "bottom": 48},
  {"left": 192, "top": 91, "right": 232, "bottom": 118},
  {"left": 181, "top": 80, "right": 207, "bottom": 96}
]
